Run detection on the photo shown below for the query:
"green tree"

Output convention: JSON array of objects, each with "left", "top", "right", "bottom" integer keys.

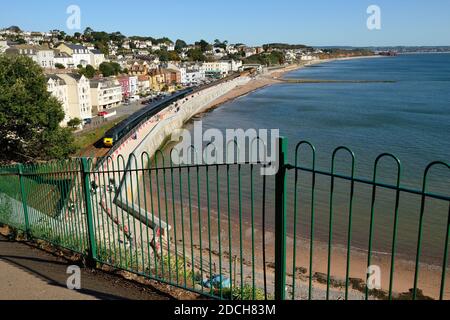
[
  {"left": 99, "top": 62, "right": 121, "bottom": 76},
  {"left": 157, "top": 49, "right": 170, "bottom": 62},
  {"left": 55, "top": 63, "right": 65, "bottom": 69},
  {"left": 78, "top": 65, "right": 96, "bottom": 79},
  {"left": 0, "top": 55, "right": 77, "bottom": 163},
  {"left": 187, "top": 48, "right": 207, "bottom": 61},
  {"left": 168, "top": 50, "right": 181, "bottom": 61},
  {"left": 99, "top": 62, "right": 114, "bottom": 76},
  {"left": 67, "top": 118, "right": 82, "bottom": 129},
  {"left": 195, "top": 39, "right": 211, "bottom": 52},
  {"left": 175, "top": 39, "right": 187, "bottom": 52}
]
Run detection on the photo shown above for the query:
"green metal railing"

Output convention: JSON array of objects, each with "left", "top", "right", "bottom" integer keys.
[{"left": 0, "top": 137, "right": 449, "bottom": 300}]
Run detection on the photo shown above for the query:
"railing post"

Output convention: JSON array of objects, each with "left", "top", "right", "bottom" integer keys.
[
  {"left": 80, "top": 158, "right": 97, "bottom": 265},
  {"left": 275, "top": 137, "right": 287, "bottom": 300},
  {"left": 17, "top": 164, "right": 31, "bottom": 238}
]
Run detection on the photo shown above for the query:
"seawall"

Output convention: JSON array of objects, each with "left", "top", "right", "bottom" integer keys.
[{"left": 110, "top": 76, "right": 251, "bottom": 233}]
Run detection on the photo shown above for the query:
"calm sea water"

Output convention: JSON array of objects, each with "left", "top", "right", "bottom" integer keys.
[{"left": 163, "top": 54, "right": 450, "bottom": 264}]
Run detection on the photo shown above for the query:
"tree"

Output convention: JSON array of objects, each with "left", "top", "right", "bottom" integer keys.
[
  {"left": 157, "top": 49, "right": 170, "bottom": 62},
  {"left": 187, "top": 48, "right": 207, "bottom": 62},
  {"left": 67, "top": 118, "right": 82, "bottom": 129},
  {"left": 99, "top": 62, "right": 121, "bottom": 77},
  {"left": 7, "top": 26, "right": 22, "bottom": 33},
  {"left": 196, "top": 40, "right": 211, "bottom": 52},
  {"left": 175, "top": 39, "right": 187, "bottom": 52},
  {"left": 55, "top": 63, "right": 65, "bottom": 69},
  {"left": 214, "top": 39, "right": 228, "bottom": 49},
  {"left": 99, "top": 62, "right": 115, "bottom": 77},
  {"left": 57, "top": 31, "right": 66, "bottom": 41},
  {"left": 84, "top": 27, "right": 94, "bottom": 36},
  {"left": 0, "top": 55, "right": 77, "bottom": 163},
  {"left": 168, "top": 51, "right": 181, "bottom": 61},
  {"left": 78, "top": 65, "right": 96, "bottom": 79}
]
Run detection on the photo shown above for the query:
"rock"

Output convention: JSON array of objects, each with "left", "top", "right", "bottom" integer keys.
[
  {"left": 349, "top": 277, "right": 366, "bottom": 291},
  {"left": 329, "top": 277, "right": 346, "bottom": 288},
  {"left": 314, "top": 272, "right": 328, "bottom": 284},
  {"left": 295, "top": 267, "right": 308, "bottom": 275},
  {"left": 395, "top": 288, "right": 434, "bottom": 300}
]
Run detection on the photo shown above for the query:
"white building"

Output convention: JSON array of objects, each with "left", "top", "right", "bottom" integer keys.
[
  {"left": 6, "top": 44, "right": 54, "bottom": 68},
  {"left": 46, "top": 75, "right": 71, "bottom": 126},
  {"left": 201, "top": 60, "right": 242, "bottom": 77},
  {"left": 230, "top": 60, "right": 243, "bottom": 72},
  {"left": 128, "top": 76, "right": 138, "bottom": 97},
  {"left": 180, "top": 67, "right": 206, "bottom": 85},
  {"left": 36, "top": 47, "right": 55, "bottom": 69},
  {"left": 56, "top": 73, "right": 92, "bottom": 121},
  {"left": 90, "top": 78, "right": 122, "bottom": 112},
  {"left": 56, "top": 43, "right": 91, "bottom": 68},
  {"left": 54, "top": 51, "right": 74, "bottom": 68},
  {"left": 0, "top": 40, "right": 12, "bottom": 53},
  {"left": 300, "top": 54, "right": 319, "bottom": 61},
  {"left": 202, "top": 61, "right": 231, "bottom": 76},
  {"left": 89, "top": 49, "right": 106, "bottom": 68}
]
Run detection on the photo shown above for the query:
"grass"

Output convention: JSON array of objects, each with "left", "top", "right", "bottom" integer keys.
[
  {"left": 0, "top": 195, "right": 13, "bottom": 226},
  {"left": 75, "top": 116, "right": 127, "bottom": 153},
  {"left": 222, "top": 284, "right": 270, "bottom": 300},
  {"left": 0, "top": 171, "right": 74, "bottom": 218}
]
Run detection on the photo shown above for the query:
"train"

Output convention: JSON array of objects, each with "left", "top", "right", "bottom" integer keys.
[
  {"left": 102, "top": 71, "right": 249, "bottom": 148},
  {"left": 102, "top": 88, "right": 194, "bottom": 147}
]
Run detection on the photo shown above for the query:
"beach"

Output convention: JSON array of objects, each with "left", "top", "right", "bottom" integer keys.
[
  {"left": 203, "top": 55, "right": 385, "bottom": 112},
  {"left": 144, "top": 54, "right": 447, "bottom": 300}
]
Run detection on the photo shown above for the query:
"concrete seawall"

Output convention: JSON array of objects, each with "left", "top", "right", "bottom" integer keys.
[{"left": 111, "top": 76, "right": 251, "bottom": 233}]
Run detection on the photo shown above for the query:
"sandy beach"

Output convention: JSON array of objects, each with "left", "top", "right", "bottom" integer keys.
[
  {"left": 133, "top": 180, "right": 447, "bottom": 300},
  {"left": 147, "top": 54, "right": 447, "bottom": 300},
  {"left": 89, "top": 54, "right": 447, "bottom": 300}
]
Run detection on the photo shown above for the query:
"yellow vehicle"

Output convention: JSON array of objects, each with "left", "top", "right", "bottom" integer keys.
[
  {"left": 101, "top": 88, "right": 194, "bottom": 148},
  {"left": 103, "top": 137, "right": 114, "bottom": 148}
]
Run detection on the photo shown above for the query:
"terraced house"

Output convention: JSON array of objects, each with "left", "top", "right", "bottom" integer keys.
[
  {"left": 90, "top": 78, "right": 123, "bottom": 112},
  {"left": 5, "top": 44, "right": 55, "bottom": 69},
  {"left": 55, "top": 73, "right": 92, "bottom": 123}
]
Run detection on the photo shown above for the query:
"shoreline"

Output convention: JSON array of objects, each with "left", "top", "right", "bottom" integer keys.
[
  {"left": 154, "top": 54, "right": 447, "bottom": 299},
  {"left": 202, "top": 55, "right": 386, "bottom": 112}
]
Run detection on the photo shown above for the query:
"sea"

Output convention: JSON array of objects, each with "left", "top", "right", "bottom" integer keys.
[{"left": 163, "top": 54, "right": 450, "bottom": 264}]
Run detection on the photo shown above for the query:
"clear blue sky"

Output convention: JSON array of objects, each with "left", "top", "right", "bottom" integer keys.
[{"left": 1, "top": 0, "right": 449, "bottom": 46}]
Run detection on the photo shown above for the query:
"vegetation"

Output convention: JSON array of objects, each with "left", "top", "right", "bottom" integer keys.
[
  {"left": 175, "top": 39, "right": 187, "bottom": 52},
  {"left": 77, "top": 64, "right": 96, "bottom": 79},
  {"left": 99, "top": 61, "right": 122, "bottom": 77},
  {"left": 214, "top": 39, "right": 228, "bottom": 50},
  {"left": 187, "top": 48, "right": 207, "bottom": 62},
  {"left": 243, "top": 51, "right": 286, "bottom": 66},
  {"left": 0, "top": 55, "right": 77, "bottom": 163},
  {"left": 222, "top": 284, "right": 270, "bottom": 300},
  {"left": 67, "top": 118, "right": 82, "bottom": 129},
  {"left": 55, "top": 63, "right": 65, "bottom": 69},
  {"left": 319, "top": 48, "right": 375, "bottom": 59},
  {"left": 75, "top": 116, "right": 126, "bottom": 152},
  {"left": 263, "top": 43, "right": 312, "bottom": 51},
  {"left": 195, "top": 39, "right": 212, "bottom": 52}
]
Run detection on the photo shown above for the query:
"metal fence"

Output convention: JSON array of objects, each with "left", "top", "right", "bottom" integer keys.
[{"left": 0, "top": 137, "right": 449, "bottom": 300}]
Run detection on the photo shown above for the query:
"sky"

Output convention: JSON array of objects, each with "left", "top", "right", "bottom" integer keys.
[{"left": 1, "top": 0, "right": 449, "bottom": 47}]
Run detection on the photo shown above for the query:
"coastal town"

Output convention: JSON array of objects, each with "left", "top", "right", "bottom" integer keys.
[
  {"left": 1, "top": 0, "right": 449, "bottom": 308},
  {"left": 0, "top": 26, "right": 374, "bottom": 130}
]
